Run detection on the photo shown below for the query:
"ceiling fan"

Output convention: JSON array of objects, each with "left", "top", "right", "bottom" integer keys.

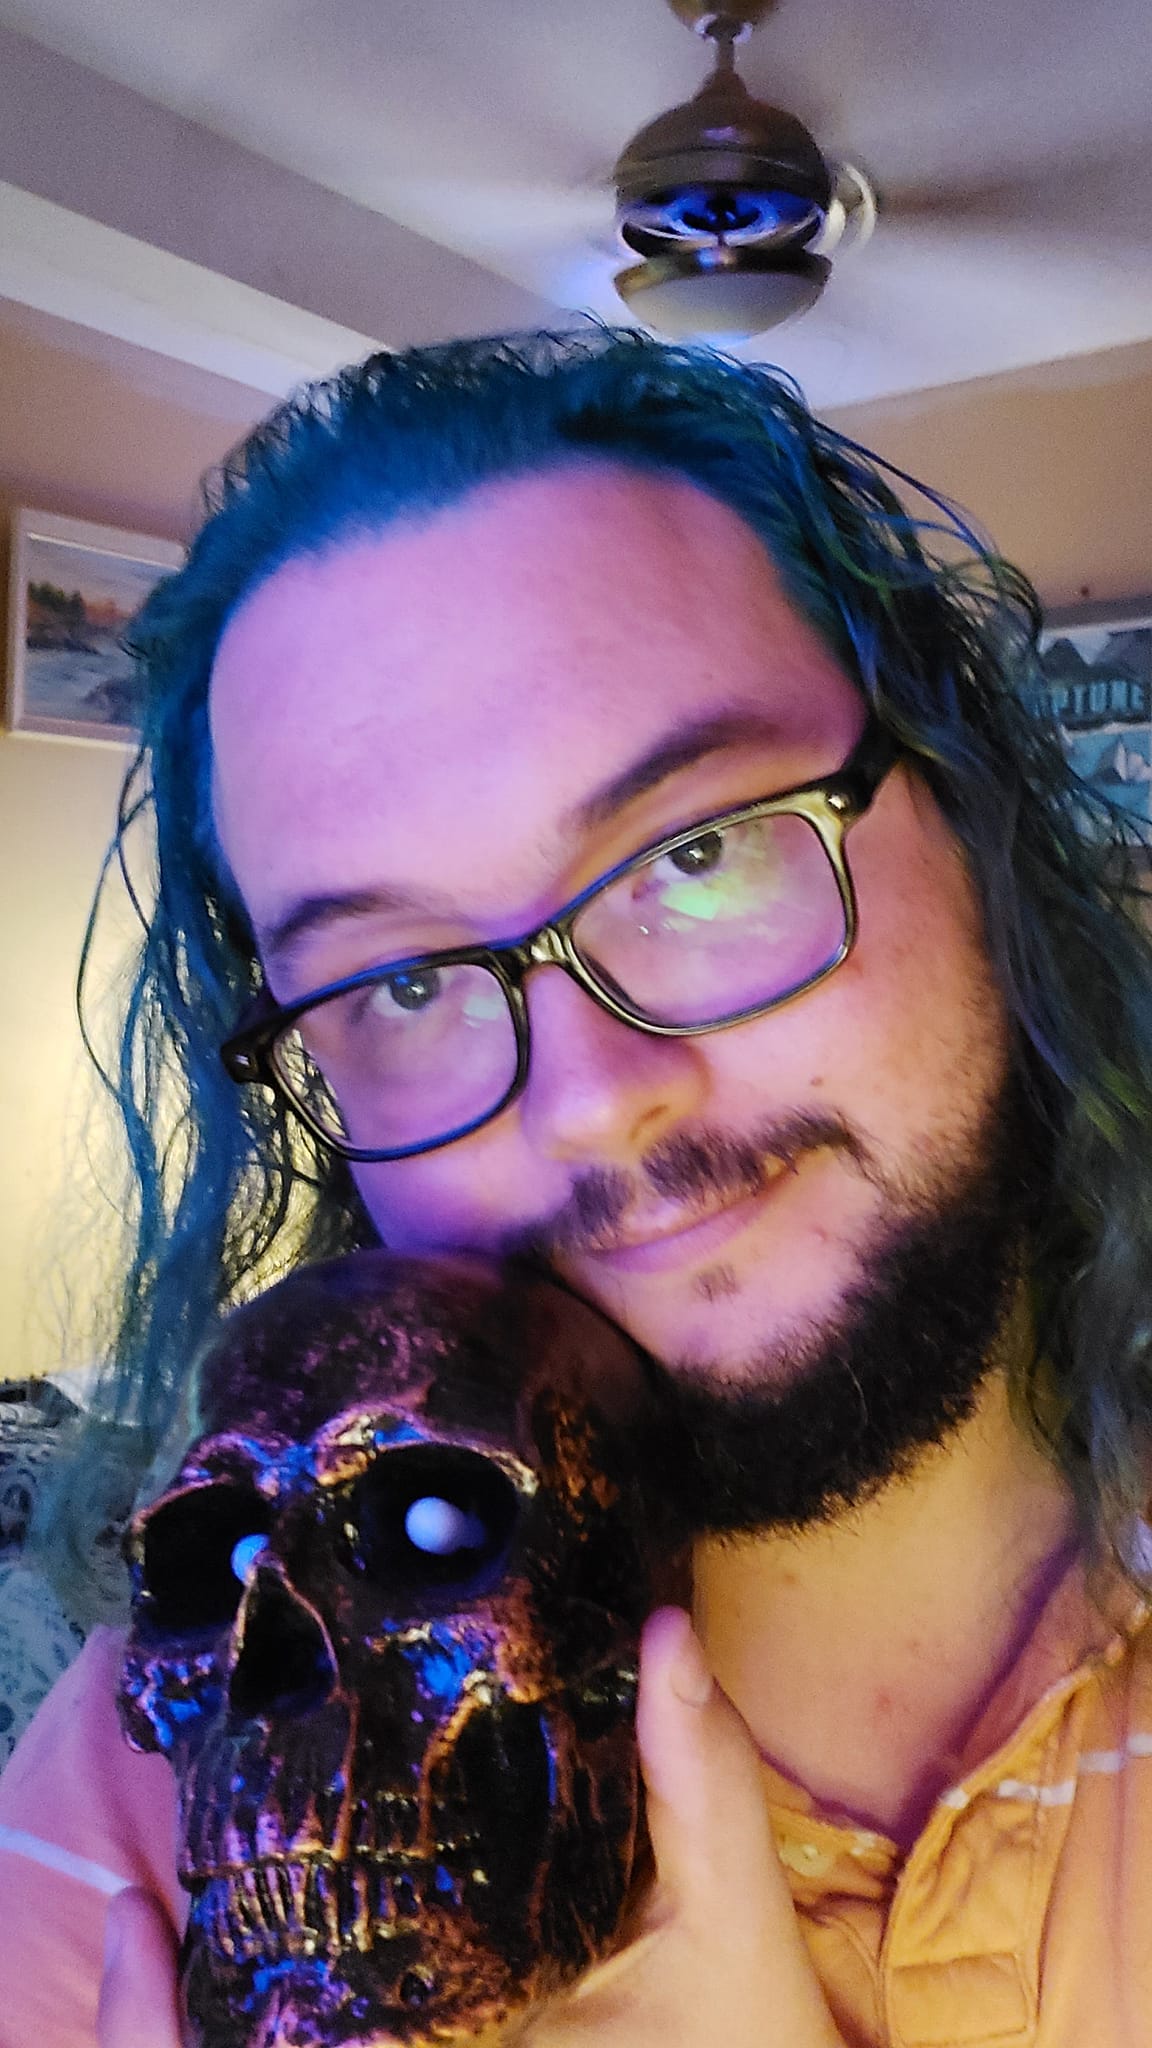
[
  {"left": 610, "top": 0, "right": 877, "bottom": 338},
  {"left": 387, "top": 0, "right": 1147, "bottom": 383}
]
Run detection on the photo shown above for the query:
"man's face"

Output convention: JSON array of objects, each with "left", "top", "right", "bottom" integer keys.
[{"left": 210, "top": 463, "right": 1016, "bottom": 1521}]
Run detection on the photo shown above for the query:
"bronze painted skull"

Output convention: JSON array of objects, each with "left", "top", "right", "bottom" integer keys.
[{"left": 119, "top": 1251, "right": 682, "bottom": 2046}]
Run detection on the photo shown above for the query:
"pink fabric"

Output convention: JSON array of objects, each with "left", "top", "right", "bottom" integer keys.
[{"left": 0, "top": 1627, "right": 180, "bottom": 2048}]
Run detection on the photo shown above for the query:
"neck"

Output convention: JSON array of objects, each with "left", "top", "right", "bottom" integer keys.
[{"left": 692, "top": 1365, "right": 1080, "bottom": 1848}]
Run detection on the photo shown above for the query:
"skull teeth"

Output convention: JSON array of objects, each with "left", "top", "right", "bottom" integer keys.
[{"left": 190, "top": 1856, "right": 477, "bottom": 1960}]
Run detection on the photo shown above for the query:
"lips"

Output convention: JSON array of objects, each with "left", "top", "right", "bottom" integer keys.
[{"left": 569, "top": 1156, "right": 793, "bottom": 1272}]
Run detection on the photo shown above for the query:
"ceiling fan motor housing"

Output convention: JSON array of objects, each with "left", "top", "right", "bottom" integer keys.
[{"left": 614, "top": 67, "right": 835, "bottom": 335}]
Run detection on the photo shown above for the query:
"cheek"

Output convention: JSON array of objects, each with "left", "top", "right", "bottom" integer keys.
[
  {"left": 711, "top": 792, "right": 1007, "bottom": 1122},
  {"left": 834, "top": 811, "right": 1007, "bottom": 1119},
  {"left": 352, "top": 1162, "right": 468, "bottom": 1251},
  {"left": 351, "top": 1142, "right": 541, "bottom": 1253}
]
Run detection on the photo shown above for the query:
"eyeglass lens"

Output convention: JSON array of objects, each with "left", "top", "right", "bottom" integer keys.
[
  {"left": 273, "top": 962, "right": 519, "bottom": 1151},
  {"left": 272, "top": 808, "right": 847, "bottom": 1153},
  {"left": 574, "top": 809, "right": 844, "bottom": 1028}
]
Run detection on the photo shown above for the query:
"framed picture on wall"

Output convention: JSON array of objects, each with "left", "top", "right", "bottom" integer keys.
[
  {"left": 5, "top": 509, "right": 184, "bottom": 745},
  {"left": 1038, "top": 599, "right": 1152, "bottom": 825}
]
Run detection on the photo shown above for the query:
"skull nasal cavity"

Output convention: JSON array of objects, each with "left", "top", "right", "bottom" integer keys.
[{"left": 229, "top": 1571, "right": 336, "bottom": 1719}]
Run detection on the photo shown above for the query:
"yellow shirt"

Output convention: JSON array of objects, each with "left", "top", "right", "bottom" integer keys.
[{"left": 765, "top": 1555, "right": 1152, "bottom": 2046}]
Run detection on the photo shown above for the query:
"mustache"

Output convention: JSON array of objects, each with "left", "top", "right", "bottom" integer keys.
[{"left": 506, "top": 1111, "right": 872, "bottom": 1260}]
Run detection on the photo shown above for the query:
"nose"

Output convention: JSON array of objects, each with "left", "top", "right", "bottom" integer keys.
[
  {"left": 229, "top": 1561, "right": 337, "bottom": 1719},
  {"left": 516, "top": 965, "right": 707, "bottom": 1164}
]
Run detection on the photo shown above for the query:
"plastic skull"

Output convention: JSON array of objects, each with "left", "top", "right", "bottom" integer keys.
[{"left": 119, "top": 1251, "right": 682, "bottom": 2047}]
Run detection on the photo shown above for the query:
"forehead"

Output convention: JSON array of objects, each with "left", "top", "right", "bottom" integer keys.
[{"left": 209, "top": 463, "right": 861, "bottom": 934}]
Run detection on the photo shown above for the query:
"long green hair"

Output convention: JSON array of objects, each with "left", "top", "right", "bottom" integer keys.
[{"left": 40, "top": 327, "right": 1152, "bottom": 1620}]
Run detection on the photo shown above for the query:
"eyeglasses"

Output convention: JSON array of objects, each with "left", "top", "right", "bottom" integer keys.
[{"left": 221, "top": 717, "right": 899, "bottom": 1162}]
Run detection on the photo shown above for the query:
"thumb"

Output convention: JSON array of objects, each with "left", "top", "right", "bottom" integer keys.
[
  {"left": 636, "top": 1606, "right": 842, "bottom": 2040},
  {"left": 98, "top": 1886, "right": 183, "bottom": 2048}
]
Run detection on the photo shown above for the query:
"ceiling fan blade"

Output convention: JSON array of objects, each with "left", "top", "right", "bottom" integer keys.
[
  {"left": 878, "top": 134, "right": 1152, "bottom": 237},
  {"left": 740, "top": 221, "right": 1152, "bottom": 407},
  {"left": 372, "top": 174, "right": 616, "bottom": 260}
]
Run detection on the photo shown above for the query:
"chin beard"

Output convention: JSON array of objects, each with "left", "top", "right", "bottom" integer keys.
[{"left": 634, "top": 1070, "right": 1046, "bottom": 1539}]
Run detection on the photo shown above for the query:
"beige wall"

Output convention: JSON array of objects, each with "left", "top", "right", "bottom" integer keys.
[
  {"left": 829, "top": 338, "right": 1152, "bottom": 611},
  {"left": 1, "top": 304, "right": 1150, "bottom": 1379},
  {"left": 0, "top": 299, "right": 265, "bottom": 1379}
]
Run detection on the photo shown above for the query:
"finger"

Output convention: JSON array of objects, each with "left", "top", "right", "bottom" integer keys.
[
  {"left": 97, "top": 1887, "right": 182, "bottom": 2048},
  {"left": 638, "top": 1606, "right": 780, "bottom": 1912},
  {"left": 636, "top": 1606, "right": 842, "bottom": 2038}
]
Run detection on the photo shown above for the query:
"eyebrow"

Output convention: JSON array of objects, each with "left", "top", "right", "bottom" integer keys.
[
  {"left": 258, "top": 705, "right": 785, "bottom": 966},
  {"left": 256, "top": 884, "right": 455, "bottom": 967},
  {"left": 565, "top": 707, "right": 785, "bottom": 834}
]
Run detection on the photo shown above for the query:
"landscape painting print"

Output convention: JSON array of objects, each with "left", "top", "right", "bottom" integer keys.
[
  {"left": 1038, "top": 605, "right": 1152, "bottom": 825},
  {"left": 6, "top": 511, "right": 183, "bottom": 744}
]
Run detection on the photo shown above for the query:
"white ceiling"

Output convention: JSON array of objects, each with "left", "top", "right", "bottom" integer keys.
[{"left": 0, "top": 0, "right": 1151, "bottom": 407}]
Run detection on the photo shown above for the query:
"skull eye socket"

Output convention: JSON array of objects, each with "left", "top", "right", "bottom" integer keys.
[
  {"left": 139, "top": 1484, "right": 273, "bottom": 1633},
  {"left": 346, "top": 1447, "right": 518, "bottom": 1599}
]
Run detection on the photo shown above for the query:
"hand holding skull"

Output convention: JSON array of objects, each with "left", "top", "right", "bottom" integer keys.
[
  {"left": 102, "top": 1252, "right": 845, "bottom": 2048},
  {"left": 507, "top": 1606, "right": 846, "bottom": 2048}
]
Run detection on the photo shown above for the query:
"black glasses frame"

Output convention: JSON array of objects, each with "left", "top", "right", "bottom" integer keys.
[{"left": 222, "top": 716, "right": 899, "bottom": 1163}]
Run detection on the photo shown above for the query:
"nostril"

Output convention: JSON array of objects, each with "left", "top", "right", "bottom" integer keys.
[{"left": 229, "top": 1569, "right": 336, "bottom": 1719}]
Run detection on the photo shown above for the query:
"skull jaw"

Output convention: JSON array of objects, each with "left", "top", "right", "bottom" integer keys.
[
  {"left": 180, "top": 1716, "right": 643, "bottom": 2048},
  {"left": 180, "top": 1908, "right": 519, "bottom": 2048},
  {"left": 181, "top": 1825, "right": 639, "bottom": 2048},
  {"left": 176, "top": 1660, "right": 644, "bottom": 2044}
]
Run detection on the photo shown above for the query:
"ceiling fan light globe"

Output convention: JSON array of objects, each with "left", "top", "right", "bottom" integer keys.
[{"left": 614, "top": 244, "right": 830, "bottom": 338}]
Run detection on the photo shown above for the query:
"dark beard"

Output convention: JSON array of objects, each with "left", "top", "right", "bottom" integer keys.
[{"left": 627, "top": 1072, "right": 1046, "bottom": 1538}]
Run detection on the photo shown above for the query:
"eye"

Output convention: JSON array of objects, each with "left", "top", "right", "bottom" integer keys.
[
  {"left": 404, "top": 1496, "right": 488, "bottom": 1555},
  {"left": 230, "top": 1533, "right": 269, "bottom": 1581},
  {"left": 667, "top": 828, "right": 725, "bottom": 876},
  {"left": 345, "top": 1447, "right": 518, "bottom": 1601},
  {"left": 139, "top": 1485, "right": 273, "bottom": 1633},
  {"left": 372, "top": 966, "right": 444, "bottom": 1015}
]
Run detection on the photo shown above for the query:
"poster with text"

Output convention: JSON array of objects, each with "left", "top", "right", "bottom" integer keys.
[{"left": 1038, "top": 609, "right": 1152, "bottom": 824}]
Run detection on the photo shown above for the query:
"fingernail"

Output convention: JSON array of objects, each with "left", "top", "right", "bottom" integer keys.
[{"left": 669, "top": 1617, "right": 714, "bottom": 1707}]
